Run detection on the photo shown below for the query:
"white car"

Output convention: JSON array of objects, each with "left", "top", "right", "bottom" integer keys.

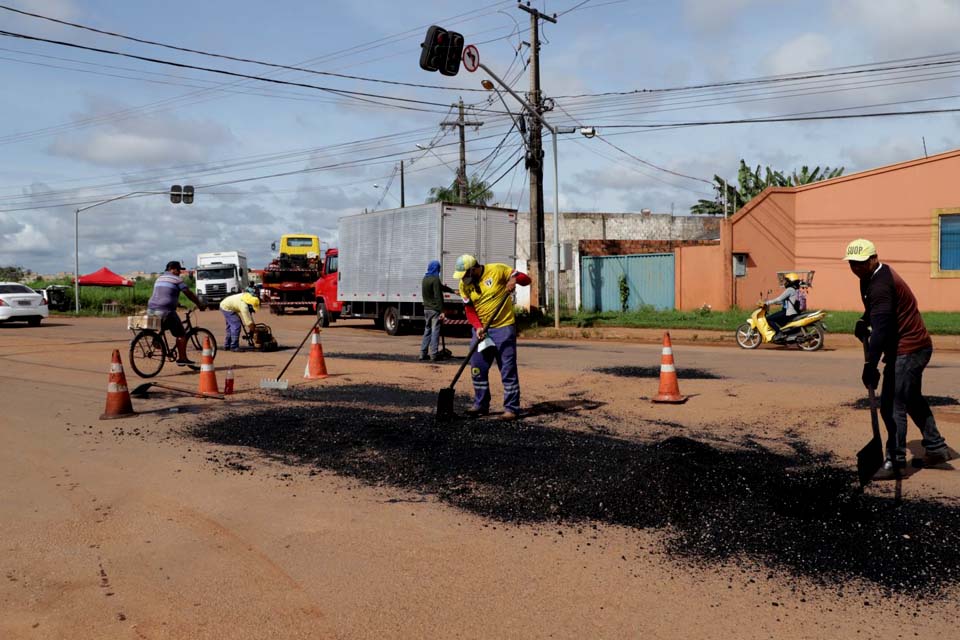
[{"left": 0, "top": 282, "right": 49, "bottom": 326}]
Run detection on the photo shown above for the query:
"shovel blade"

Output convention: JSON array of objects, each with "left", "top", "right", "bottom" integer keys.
[
  {"left": 260, "top": 378, "right": 289, "bottom": 390},
  {"left": 436, "top": 387, "right": 456, "bottom": 421},
  {"left": 856, "top": 436, "right": 884, "bottom": 487}
]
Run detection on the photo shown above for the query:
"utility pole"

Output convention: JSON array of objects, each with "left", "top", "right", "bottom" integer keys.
[
  {"left": 441, "top": 98, "right": 483, "bottom": 203},
  {"left": 400, "top": 160, "right": 405, "bottom": 207},
  {"left": 519, "top": 2, "right": 556, "bottom": 314}
]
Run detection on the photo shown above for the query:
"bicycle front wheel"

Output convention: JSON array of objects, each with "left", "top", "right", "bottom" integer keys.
[
  {"left": 186, "top": 328, "right": 217, "bottom": 361},
  {"left": 129, "top": 330, "right": 166, "bottom": 378}
]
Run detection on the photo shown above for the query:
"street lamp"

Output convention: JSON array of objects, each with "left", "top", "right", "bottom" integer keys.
[
  {"left": 479, "top": 63, "right": 563, "bottom": 329},
  {"left": 74, "top": 187, "right": 191, "bottom": 313}
]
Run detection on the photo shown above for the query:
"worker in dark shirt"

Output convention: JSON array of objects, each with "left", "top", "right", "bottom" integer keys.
[
  {"left": 844, "top": 238, "right": 953, "bottom": 479},
  {"left": 420, "top": 260, "right": 455, "bottom": 361}
]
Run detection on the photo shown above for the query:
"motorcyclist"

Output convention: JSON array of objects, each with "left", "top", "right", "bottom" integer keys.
[{"left": 764, "top": 272, "right": 802, "bottom": 340}]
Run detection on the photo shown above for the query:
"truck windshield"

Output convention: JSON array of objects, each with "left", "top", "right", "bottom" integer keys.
[
  {"left": 196, "top": 267, "right": 235, "bottom": 280},
  {"left": 286, "top": 237, "right": 315, "bottom": 248}
]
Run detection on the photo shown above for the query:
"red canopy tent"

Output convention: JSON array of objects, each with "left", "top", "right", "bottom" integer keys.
[{"left": 77, "top": 267, "right": 134, "bottom": 287}]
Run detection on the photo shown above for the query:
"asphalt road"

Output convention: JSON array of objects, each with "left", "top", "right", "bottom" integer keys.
[{"left": 2, "top": 313, "right": 959, "bottom": 639}]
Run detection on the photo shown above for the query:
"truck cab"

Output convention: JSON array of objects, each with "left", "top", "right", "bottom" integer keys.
[
  {"left": 195, "top": 251, "right": 249, "bottom": 306},
  {"left": 314, "top": 248, "right": 342, "bottom": 327}
]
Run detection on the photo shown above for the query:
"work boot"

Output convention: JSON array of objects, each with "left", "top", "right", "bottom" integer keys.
[
  {"left": 464, "top": 406, "right": 489, "bottom": 417},
  {"left": 499, "top": 411, "right": 519, "bottom": 421},
  {"left": 914, "top": 447, "right": 953, "bottom": 468},
  {"left": 418, "top": 352, "right": 429, "bottom": 361},
  {"left": 773, "top": 332, "right": 785, "bottom": 342},
  {"left": 873, "top": 459, "right": 905, "bottom": 481}
]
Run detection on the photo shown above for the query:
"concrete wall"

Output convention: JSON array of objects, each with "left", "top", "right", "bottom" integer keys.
[
  {"left": 675, "top": 243, "right": 728, "bottom": 311},
  {"left": 729, "top": 149, "right": 960, "bottom": 312},
  {"left": 515, "top": 211, "right": 721, "bottom": 310}
]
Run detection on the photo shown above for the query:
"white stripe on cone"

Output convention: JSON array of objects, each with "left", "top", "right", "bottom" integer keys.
[
  {"left": 662, "top": 347, "right": 673, "bottom": 355},
  {"left": 660, "top": 364, "right": 676, "bottom": 373},
  {"left": 200, "top": 364, "right": 215, "bottom": 372},
  {"left": 202, "top": 348, "right": 213, "bottom": 356},
  {"left": 107, "top": 382, "right": 128, "bottom": 392},
  {"left": 110, "top": 363, "right": 124, "bottom": 373}
]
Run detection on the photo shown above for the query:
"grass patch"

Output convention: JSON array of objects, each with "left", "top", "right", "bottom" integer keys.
[{"left": 29, "top": 276, "right": 199, "bottom": 316}]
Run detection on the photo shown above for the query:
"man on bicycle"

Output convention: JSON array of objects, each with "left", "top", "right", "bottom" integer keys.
[{"left": 147, "top": 261, "right": 206, "bottom": 366}]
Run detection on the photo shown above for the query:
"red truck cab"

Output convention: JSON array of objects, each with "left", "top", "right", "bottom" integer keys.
[{"left": 313, "top": 248, "right": 341, "bottom": 327}]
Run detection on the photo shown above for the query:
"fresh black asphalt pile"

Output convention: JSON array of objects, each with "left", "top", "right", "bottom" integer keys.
[
  {"left": 192, "top": 384, "right": 960, "bottom": 598},
  {"left": 848, "top": 395, "right": 957, "bottom": 410},
  {"left": 595, "top": 365, "right": 721, "bottom": 379}
]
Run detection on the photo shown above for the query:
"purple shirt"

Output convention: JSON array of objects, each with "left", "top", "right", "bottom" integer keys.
[{"left": 147, "top": 271, "right": 188, "bottom": 313}]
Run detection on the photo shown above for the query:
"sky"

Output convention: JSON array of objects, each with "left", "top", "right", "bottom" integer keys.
[{"left": 3, "top": 0, "right": 960, "bottom": 276}]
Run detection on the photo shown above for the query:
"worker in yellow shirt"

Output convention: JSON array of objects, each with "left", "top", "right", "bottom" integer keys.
[
  {"left": 452, "top": 254, "right": 531, "bottom": 420},
  {"left": 219, "top": 288, "right": 260, "bottom": 352}
]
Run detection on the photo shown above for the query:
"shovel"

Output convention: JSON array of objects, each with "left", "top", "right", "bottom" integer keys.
[
  {"left": 130, "top": 381, "right": 224, "bottom": 400},
  {"left": 260, "top": 316, "right": 322, "bottom": 390},
  {"left": 436, "top": 293, "right": 512, "bottom": 422},
  {"left": 855, "top": 339, "right": 884, "bottom": 488}
]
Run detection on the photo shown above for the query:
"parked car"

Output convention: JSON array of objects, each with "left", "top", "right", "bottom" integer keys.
[{"left": 0, "top": 282, "right": 48, "bottom": 326}]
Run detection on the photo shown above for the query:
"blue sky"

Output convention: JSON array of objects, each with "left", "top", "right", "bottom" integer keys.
[{"left": 3, "top": 0, "right": 960, "bottom": 275}]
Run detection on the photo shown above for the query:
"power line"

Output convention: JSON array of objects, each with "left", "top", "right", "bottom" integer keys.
[
  {"left": 0, "top": 3, "right": 488, "bottom": 93},
  {"left": 0, "top": 29, "right": 515, "bottom": 115}
]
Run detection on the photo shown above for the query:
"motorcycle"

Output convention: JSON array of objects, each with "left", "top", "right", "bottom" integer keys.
[{"left": 735, "top": 303, "right": 827, "bottom": 351}]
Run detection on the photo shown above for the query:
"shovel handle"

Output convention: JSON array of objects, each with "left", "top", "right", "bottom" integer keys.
[
  {"left": 862, "top": 338, "right": 882, "bottom": 440},
  {"left": 275, "top": 315, "right": 323, "bottom": 381},
  {"left": 447, "top": 293, "right": 513, "bottom": 389}
]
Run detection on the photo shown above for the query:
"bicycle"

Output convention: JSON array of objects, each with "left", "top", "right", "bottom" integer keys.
[{"left": 128, "top": 308, "right": 217, "bottom": 378}]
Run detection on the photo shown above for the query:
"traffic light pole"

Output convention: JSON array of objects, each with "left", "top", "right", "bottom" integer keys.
[
  {"left": 73, "top": 190, "right": 166, "bottom": 314},
  {"left": 478, "top": 62, "right": 561, "bottom": 329}
]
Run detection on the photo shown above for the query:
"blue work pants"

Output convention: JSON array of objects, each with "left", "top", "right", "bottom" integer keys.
[
  {"left": 222, "top": 310, "right": 241, "bottom": 350},
  {"left": 469, "top": 324, "right": 520, "bottom": 413}
]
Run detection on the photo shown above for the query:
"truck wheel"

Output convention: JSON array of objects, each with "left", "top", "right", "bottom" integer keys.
[
  {"left": 383, "top": 306, "right": 400, "bottom": 336},
  {"left": 316, "top": 301, "right": 330, "bottom": 328}
]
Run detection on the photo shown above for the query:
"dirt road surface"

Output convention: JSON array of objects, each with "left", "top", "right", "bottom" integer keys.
[{"left": 2, "top": 314, "right": 959, "bottom": 639}]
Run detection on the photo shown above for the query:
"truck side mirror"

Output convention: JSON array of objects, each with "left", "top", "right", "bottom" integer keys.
[{"left": 271, "top": 242, "right": 277, "bottom": 252}]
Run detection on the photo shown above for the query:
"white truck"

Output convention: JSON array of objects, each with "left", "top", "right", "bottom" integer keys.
[
  {"left": 195, "top": 251, "right": 249, "bottom": 306},
  {"left": 318, "top": 202, "right": 517, "bottom": 335}
]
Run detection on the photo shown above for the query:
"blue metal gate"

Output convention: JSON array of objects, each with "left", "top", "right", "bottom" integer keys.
[{"left": 580, "top": 253, "right": 675, "bottom": 311}]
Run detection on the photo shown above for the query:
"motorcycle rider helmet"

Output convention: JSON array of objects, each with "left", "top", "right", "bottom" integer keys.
[{"left": 784, "top": 272, "right": 801, "bottom": 287}]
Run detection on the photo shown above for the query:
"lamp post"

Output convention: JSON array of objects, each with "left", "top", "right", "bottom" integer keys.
[
  {"left": 478, "top": 63, "right": 566, "bottom": 329},
  {"left": 74, "top": 188, "right": 186, "bottom": 313}
]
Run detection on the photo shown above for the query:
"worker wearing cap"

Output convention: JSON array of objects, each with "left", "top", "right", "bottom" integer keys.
[
  {"left": 764, "top": 272, "right": 802, "bottom": 339},
  {"left": 147, "top": 260, "right": 206, "bottom": 366},
  {"left": 219, "top": 287, "right": 260, "bottom": 352},
  {"left": 452, "top": 254, "right": 531, "bottom": 420},
  {"left": 844, "top": 238, "right": 953, "bottom": 479}
]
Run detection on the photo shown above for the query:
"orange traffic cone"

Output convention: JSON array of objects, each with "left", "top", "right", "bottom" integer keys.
[
  {"left": 224, "top": 366, "right": 235, "bottom": 395},
  {"left": 652, "top": 331, "right": 687, "bottom": 404},
  {"left": 304, "top": 327, "right": 329, "bottom": 379},
  {"left": 197, "top": 336, "right": 220, "bottom": 396},
  {"left": 100, "top": 349, "right": 136, "bottom": 420}
]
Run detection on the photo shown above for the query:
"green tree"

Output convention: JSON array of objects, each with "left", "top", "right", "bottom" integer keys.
[
  {"left": 690, "top": 160, "right": 844, "bottom": 216},
  {"left": 0, "top": 265, "right": 27, "bottom": 281},
  {"left": 426, "top": 174, "right": 493, "bottom": 206}
]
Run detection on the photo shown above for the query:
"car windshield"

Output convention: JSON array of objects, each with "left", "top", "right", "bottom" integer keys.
[
  {"left": 196, "top": 267, "right": 236, "bottom": 280},
  {"left": 0, "top": 284, "right": 35, "bottom": 294}
]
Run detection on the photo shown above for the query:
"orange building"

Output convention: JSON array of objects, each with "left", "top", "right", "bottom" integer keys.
[{"left": 676, "top": 148, "right": 960, "bottom": 311}]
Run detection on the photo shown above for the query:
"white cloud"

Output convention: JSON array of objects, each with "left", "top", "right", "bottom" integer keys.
[
  {"left": 47, "top": 97, "right": 233, "bottom": 168},
  {"left": 833, "top": 0, "right": 960, "bottom": 58},
  {"left": 763, "top": 33, "right": 834, "bottom": 76},
  {"left": 682, "top": 0, "right": 759, "bottom": 31}
]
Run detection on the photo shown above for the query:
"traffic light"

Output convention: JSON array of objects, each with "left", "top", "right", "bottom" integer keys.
[
  {"left": 170, "top": 184, "right": 194, "bottom": 204},
  {"left": 418, "top": 25, "right": 464, "bottom": 76},
  {"left": 441, "top": 31, "right": 464, "bottom": 77}
]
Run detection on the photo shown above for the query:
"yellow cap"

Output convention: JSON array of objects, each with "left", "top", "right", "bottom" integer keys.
[
  {"left": 241, "top": 292, "right": 260, "bottom": 311},
  {"left": 452, "top": 254, "right": 478, "bottom": 280},
  {"left": 843, "top": 238, "right": 876, "bottom": 262}
]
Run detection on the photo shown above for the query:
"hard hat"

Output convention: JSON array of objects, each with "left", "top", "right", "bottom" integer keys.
[
  {"left": 241, "top": 292, "right": 260, "bottom": 311},
  {"left": 843, "top": 238, "right": 876, "bottom": 262},
  {"left": 784, "top": 272, "right": 800, "bottom": 282},
  {"left": 452, "top": 254, "right": 478, "bottom": 281}
]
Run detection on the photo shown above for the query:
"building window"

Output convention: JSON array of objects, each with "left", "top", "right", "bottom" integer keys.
[
  {"left": 733, "top": 253, "right": 748, "bottom": 277},
  {"left": 941, "top": 214, "right": 960, "bottom": 270}
]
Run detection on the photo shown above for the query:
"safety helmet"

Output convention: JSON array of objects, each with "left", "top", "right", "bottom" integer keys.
[
  {"left": 784, "top": 272, "right": 801, "bottom": 285},
  {"left": 241, "top": 292, "right": 260, "bottom": 311},
  {"left": 452, "top": 254, "right": 478, "bottom": 281}
]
